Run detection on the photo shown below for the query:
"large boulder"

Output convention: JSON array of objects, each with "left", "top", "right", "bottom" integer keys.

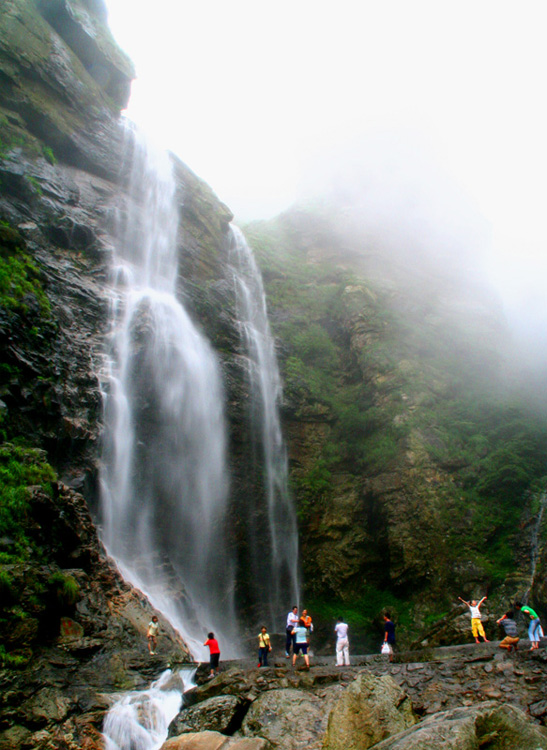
[
  {"left": 238, "top": 687, "right": 342, "bottom": 750},
  {"left": 169, "top": 694, "right": 246, "bottom": 737},
  {"left": 322, "top": 671, "right": 417, "bottom": 750},
  {"left": 161, "top": 731, "right": 271, "bottom": 750},
  {"left": 369, "top": 701, "right": 547, "bottom": 750}
]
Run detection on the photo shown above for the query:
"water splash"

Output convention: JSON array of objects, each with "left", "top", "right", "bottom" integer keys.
[
  {"left": 99, "top": 125, "right": 238, "bottom": 657},
  {"left": 103, "top": 668, "right": 195, "bottom": 750},
  {"left": 228, "top": 225, "right": 300, "bottom": 628}
]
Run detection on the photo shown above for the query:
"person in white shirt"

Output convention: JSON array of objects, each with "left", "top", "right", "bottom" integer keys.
[
  {"left": 147, "top": 615, "right": 159, "bottom": 655},
  {"left": 458, "top": 595, "right": 489, "bottom": 644},
  {"left": 285, "top": 606, "right": 299, "bottom": 657},
  {"left": 334, "top": 616, "right": 350, "bottom": 665}
]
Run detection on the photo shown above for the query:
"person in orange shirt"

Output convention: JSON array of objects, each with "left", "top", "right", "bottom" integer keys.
[{"left": 302, "top": 609, "right": 313, "bottom": 652}]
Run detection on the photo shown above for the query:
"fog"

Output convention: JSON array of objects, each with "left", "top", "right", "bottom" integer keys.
[
  {"left": 294, "top": 130, "right": 547, "bottom": 371},
  {"left": 103, "top": 0, "right": 547, "bottom": 371}
]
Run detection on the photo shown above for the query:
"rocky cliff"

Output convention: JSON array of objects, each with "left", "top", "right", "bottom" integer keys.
[
  {"left": 245, "top": 204, "right": 547, "bottom": 649},
  {"left": 0, "top": 1, "right": 241, "bottom": 747},
  {"left": 160, "top": 645, "right": 547, "bottom": 750},
  {"left": 2, "top": 0, "right": 547, "bottom": 746}
]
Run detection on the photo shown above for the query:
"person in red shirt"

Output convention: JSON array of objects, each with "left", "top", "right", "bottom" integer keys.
[{"left": 203, "top": 632, "right": 221, "bottom": 679}]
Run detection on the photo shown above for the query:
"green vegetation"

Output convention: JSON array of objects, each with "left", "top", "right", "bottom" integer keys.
[
  {"left": 0, "top": 225, "right": 50, "bottom": 317},
  {"left": 308, "top": 586, "right": 412, "bottom": 629},
  {"left": 0, "top": 444, "right": 56, "bottom": 564},
  {"left": 0, "top": 445, "right": 63, "bottom": 667},
  {"left": 0, "top": 643, "right": 32, "bottom": 669},
  {"left": 245, "top": 204, "right": 547, "bottom": 631},
  {"left": 47, "top": 572, "right": 80, "bottom": 606},
  {"left": 42, "top": 145, "right": 57, "bottom": 165},
  {"left": 24, "top": 174, "right": 43, "bottom": 196}
]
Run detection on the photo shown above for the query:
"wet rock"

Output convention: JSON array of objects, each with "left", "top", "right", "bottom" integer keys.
[
  {"left": 322, "top": 671, "right": 417, "bottom": 750},
  {"left": 161, "top": 731, "right": 234, "bottom": 750},
  {"left": 169, "top": 694, "right": 246, "bottom": 737},
  {"left": 238, "top": 687, "right": 342, "bottom": 750},
  {"left": 368, "top": 701, "right": 547, "bottom": 750}
]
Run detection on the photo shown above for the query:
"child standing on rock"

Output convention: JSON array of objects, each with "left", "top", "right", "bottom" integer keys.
[{"left": 458, "top": 595, "right": 489, "bottom": 644}]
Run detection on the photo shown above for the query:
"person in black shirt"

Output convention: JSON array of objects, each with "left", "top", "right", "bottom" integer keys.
[
  {"left": 496, "top": 610, "right": 519, "bottom": 652},
  {"left": 384, "top": 612, "right": 396, "bottom": 662}
]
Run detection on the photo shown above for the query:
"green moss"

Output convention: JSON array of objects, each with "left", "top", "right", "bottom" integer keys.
[
  {"left": 41, "top": 145, "right": 56, "bottom": 165},
  {"left": 47, "top": 572, "right": 80, "bottom": 606},
  {"left": 0, "top": 644, "right": 32, "bottom": 669},
  {"left": 0, "top": 444, "right": 56, "bottom": 563},
  {"left": 0, "top": 226, "right": 50, "bottom": 317}
]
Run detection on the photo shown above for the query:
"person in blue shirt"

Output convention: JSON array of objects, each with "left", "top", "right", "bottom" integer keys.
[{"left": 292, "top": 618, "right": 310, "bottom": 668}]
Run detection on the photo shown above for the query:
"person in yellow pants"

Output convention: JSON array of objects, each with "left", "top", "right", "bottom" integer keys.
[{"left": 458, "top": 595, "right": 489, "bottom": 644}]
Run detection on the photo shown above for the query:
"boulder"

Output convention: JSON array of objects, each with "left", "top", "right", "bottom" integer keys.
[
  {"left": 160, "top": 731, "right": 231, "bottom": 750},
  {"left": 169, "top": 694, "right": 246, "bottom": 737},
  {"left": 239, "top": 687, "right": 342, "bottom": 750},
  {"left": 322, "top": 671, "right": 417, "bottom": 750},
  {"left": 161, "top": 733, "right": 272, "bottom": 750},
  {"left": 368, "top": 701, "right": 547, "bottom": 750}
]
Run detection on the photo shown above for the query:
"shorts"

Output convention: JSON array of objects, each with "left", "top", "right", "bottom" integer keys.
[
  {"left": 471, "top": 618, "right": 485, "bottom": 638},
  {"left": 294, "top": 642, "right": 308, "bottom": 655},
  {"left": 499, "top": 636, "right": 519, "bottom": 650},
  {"left": 209, "top": 652, "right": 220, "bottom": 669}
]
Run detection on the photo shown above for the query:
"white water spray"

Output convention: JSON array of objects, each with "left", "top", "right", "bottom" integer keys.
[
  {"left": 228, "top": 226, "right": 300, "bottom": 628},
  {"left": 99, "top": 126, "right": 238, "bottom": 657},
  {"left": 103, "top": 668, "right": 195, "bottom": 750}
]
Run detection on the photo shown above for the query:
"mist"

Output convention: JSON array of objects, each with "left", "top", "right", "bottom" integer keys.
[
  {"left": 102, "top": 0, "right": 547, "bottom": 376},
  {"left": 284, "top": 129, "right": 547, "bottom": 382}
]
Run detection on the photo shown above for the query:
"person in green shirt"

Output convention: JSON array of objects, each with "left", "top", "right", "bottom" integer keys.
[{"left": 515, "top": 601, "right": 543, "bottom": 650}]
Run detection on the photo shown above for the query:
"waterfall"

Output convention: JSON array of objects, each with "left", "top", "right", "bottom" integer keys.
[
  {"left": 99, "top": 126, "right": 238, "bottom": 657},
  {"left": 525, "top": 491, "right": 547, "bottom": 601},
  {"left": 228, "top": 225, "right": 300, "bottom": 629},
  {"left": 103, "top": 668, "right": 195, "bottom": 750}
]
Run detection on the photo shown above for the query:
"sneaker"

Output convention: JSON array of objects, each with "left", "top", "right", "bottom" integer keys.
[{"left": 285, "top": 652, "right": 290, "bottom": 658}]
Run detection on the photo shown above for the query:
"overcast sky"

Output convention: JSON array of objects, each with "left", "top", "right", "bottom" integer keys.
[{"left": 104, "top": 0, "right": 546, "bottom": 337}]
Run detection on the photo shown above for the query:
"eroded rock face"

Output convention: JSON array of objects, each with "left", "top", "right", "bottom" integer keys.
[
  {"left": 0, "top": 482, "right": 191, "bottom": 749},
  {"left": 169, "top": 695, "right": 247, "bottom": 738},
  {"left": 322, "top": 671, "right": 417, "bottom": 750},
  {"left": 369, "top": 702, "right": 547, "bottom": 750},
  {"left": 239, "top": 688, "right": 340, "bottom": 750},
  {"left": 161, "top": 732, "right": 271, "bottom": 750},
  {"left": 164, "top": 659, "right": 547, "bottom": 750}
]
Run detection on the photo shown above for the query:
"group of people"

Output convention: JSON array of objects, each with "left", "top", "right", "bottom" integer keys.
[
  {"left": 146, "top": 596, "right": 542, "bottom": 678},
  {"left": 284, "top": 606, "right": 313, "bottom": 667},
  {"left": 458, "top": 595, "right": 544, "bottom": 651}
]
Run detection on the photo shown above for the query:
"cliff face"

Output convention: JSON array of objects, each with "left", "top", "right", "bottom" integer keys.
[
  {"left": 245, "top": 206, "right": 547, "bottom": 649},
  {"left": 0, "top": 2, "right": 243, "bottom": 746}
]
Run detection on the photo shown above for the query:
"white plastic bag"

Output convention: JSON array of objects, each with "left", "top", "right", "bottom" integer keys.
[{"left": 381, "top": 642, "right": 391, "bottom": 655}]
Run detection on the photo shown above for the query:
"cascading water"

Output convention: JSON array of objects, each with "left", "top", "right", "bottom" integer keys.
[
  {"left": 228, "top": 225, "right": 300, "bottom": 628},
  {"left": 103, "top": 668, "right": 196, "bottom": 750},
  {"left": 99, "top": 126, "right": 238, "bottom": 657}
]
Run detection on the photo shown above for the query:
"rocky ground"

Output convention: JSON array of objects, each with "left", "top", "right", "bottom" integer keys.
[
  {"left": 0, "top": 483, "right": 191, "bottom": 750},
  {"left": 162, "top": 642, "right": 547, "bottom": 750}
]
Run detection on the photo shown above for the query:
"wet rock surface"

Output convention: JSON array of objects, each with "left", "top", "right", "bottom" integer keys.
[
  {"left": 0, "top": 483, "right": 191, "bottom": 750},
  {"left": 166, "top": 649, "right": 547, "bottom": 750}
]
